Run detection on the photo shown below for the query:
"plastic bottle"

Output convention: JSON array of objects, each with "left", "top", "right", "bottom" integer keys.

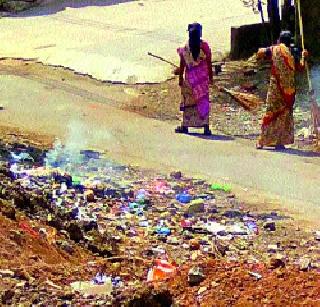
[{"left": 60, "top": 182, "right": 67, "bottom": 193}]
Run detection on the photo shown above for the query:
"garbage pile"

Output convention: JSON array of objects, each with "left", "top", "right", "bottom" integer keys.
[{"left": 0, "top": 140, "right": 320, "bottom": 305}]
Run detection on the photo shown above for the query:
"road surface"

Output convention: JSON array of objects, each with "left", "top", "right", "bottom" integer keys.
[
  {"left": 0, "top": 68, "right": 319, "bottom": 225},
  {"left": 0, "top": 0, "right": 262, "bottom": 83}
]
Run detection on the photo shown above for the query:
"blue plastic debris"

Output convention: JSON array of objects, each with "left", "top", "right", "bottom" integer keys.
[
  {"left": 156, "top": 226, "right": 171, "bottom": 236},
  {"left": 176, "top": 193, "right": 192, "bottom": 204}
]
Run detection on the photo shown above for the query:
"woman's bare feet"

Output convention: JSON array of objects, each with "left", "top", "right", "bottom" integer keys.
[
  {"left": 275, "top": 145, "right": 286, "bottom": 150},
  {"left": 175, "top": 126, "right": 188, "bottom": 134},
  {"left": 204, "top": 125, "right": 212, "bottom": 136}
]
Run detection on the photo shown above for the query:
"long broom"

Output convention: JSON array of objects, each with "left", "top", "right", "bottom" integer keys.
[
  {"left": 147, "top": 52, "right": 262, "bottom": 111},
  {"left": 297, "top": 0, "right": 320, "bottom": 140}
]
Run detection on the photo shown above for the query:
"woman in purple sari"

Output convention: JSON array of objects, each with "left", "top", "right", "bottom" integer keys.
[{"left": 175, "top": 23, "right": 213, "bottom": 135}]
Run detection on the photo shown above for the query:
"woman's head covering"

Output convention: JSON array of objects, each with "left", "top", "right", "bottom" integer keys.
[
  {"left": 188, "top": 23, "right": 202, "bottom": 36},
  {"left": 279, "top": 30, "right": 293, "bottom": 47},
  {"left": 187, "top": 23, "right": 202, "bottom": 61}
]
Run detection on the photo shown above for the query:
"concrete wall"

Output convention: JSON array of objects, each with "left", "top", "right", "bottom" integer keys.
[
  {"left": 231, "top": 1, "right": 320, "bottom": 60},
  {"left": 230, "top": 23, "right": 272, "bottom": 60}
]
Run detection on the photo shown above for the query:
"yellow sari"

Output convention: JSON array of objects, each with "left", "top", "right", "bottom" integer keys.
[{"left": 257, "top": 44, "right": 296, "bottom": 147}]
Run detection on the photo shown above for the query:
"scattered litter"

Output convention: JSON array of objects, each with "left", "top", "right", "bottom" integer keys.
[{"left": 248, "top": 271, "right": 262, "bottom": 280}]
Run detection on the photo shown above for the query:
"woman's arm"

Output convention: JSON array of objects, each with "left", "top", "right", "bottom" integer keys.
[
  {"left": 257, "top": 47, "right": 272, "bottom": 60},
  {"left": 179, "top": 56, "right": 185, "bottom": 86},
  {"left": 206, "top": 46, "right": 213, "bottom": 83},
  {"left": 202, "top": 41, "right": 213, "bottom": 83},
  {"left": 296, "top": 49, "right": 309, "bottom": 71}
]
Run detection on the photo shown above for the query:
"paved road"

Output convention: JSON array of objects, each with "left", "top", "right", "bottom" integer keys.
[
  {"left": 0, "top": 0, "right": 261, "bottom": 83},
  {"left": 0, "top": 73, "right": 319, "bottom": 224}
]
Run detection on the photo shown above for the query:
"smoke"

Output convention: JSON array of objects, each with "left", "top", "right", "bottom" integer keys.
[
  {"left": 45, "top": 120, "right": 87, "bottom": 171},
  {"left": 44, "top": 120, "right": 117, "bottom": 184}
]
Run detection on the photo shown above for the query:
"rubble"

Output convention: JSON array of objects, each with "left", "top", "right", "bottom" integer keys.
[
  {"left": 264, "top": 221, "right": 276, "bottom": 232},
  {"left": 299, "top": 258, "right": 311, "bottom": 272},
  {"left": 0, "top": 138, "right": 319, "bottom": 304},
  {"left": 188, "top": 266, "right": 205, "bottom": 286},
  {"left": 269, "top": 256, "right": 286, "bottom": 269}
]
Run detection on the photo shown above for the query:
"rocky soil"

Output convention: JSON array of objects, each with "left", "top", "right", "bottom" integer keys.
[{"left": 0, "top": 133, "right": 319, "bottom": 305}]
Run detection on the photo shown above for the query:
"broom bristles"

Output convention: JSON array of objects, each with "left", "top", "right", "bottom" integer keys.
[{"left": 220, "top": 87, "right": 263, "bottom": 112}]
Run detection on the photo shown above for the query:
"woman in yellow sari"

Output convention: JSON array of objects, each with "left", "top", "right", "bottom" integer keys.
[{"left": 256, "top": 31, "right": 307, "bottom": 149}]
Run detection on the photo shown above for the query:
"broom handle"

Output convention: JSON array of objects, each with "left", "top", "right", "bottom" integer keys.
[
  {"left": 147, "top": 52, "right": 222, "bottom": 69},
  {"left": 147, "top": 52, "right": 179, "bottom": 68},
  {"left": 297, "top": 0, "right": 319, "bottom": 136},
  {"left": 297, "top": 0, "right": 305, "bottom": 50},
  {"left": 296, "top": 0, "right": 313, "bottom": 92}
]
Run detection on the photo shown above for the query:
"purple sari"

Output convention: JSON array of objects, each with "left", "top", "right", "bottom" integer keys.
[{"left": 177, "top": 41, "right": 211, "bottom": 119}]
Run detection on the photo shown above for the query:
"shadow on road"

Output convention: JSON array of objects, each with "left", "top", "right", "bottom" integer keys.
[
  {"left": 12, "top": 0, "right": 136, "bottom": 17},
  {"left": 262, "top": 147, "right": 320, "bottom": 158},
  {"left": 188, "top": 133, "right": 235, "bottom": 141}
]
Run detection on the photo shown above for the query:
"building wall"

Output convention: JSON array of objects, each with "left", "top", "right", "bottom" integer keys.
[
  {"left": 230, "top": 23, "right": 272, "bottom": 60},
  {"left": 300, "top": 0, "right": 320, "bottom": 58}
]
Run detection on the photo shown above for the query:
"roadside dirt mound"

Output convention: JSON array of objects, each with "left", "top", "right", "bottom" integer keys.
[
  {"left": 0, "top": 212, "right": 94, "bottom": 286},
  {"left": 152, "top": 259, "right": 320, "bottom": 306}
]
